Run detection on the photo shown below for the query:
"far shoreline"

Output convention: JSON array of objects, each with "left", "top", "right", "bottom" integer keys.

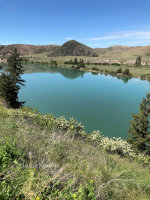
[{"left": 23, "top": 59, "right": 150, "bottom": 81}]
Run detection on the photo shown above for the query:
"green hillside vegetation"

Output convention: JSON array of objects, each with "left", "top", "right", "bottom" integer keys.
[{"left": 0, "top": 104, "right": 150, "bottom": 200}]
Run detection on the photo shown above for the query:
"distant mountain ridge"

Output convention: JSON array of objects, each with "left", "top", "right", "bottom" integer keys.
[
  {"left": 0, "top": 44, "right": 60, "bottom": 57},
  {"left": 0, "top": 40, "right": 98, "bottom": 57},
  {"left": 0, "top": 40, "right": 150, "bottom": 59}
]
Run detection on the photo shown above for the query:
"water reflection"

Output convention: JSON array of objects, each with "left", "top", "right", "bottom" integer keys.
[
  {"left": 24, "top": 64, "right": 136, "bottom": 84},
  {"left": 24, "top": 64, "right": 85, "bottom": 79},
  {"left": 117, "top": 76, "right": 132, "bottom": 83}
]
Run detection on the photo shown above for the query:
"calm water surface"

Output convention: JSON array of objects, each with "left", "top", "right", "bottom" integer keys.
[{"left": 19, "top": 65, "right": 150, "bottom": 138}]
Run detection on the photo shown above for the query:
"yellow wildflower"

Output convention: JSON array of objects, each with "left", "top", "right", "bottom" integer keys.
[{"left": 73, "top": 193, "right": 77, "bottom": 198}]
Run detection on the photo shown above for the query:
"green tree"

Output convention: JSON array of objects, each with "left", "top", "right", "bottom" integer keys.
[
  {"left": 123, "top": 68, "right": 130, "bottom": 75},
  {"left": 135, "top": 56, "right": 142, "bottom": 66},
  {"left": 117, "top": 68, "right": 122, "bottom": 73},
  {"left": 128, "top": 94, "right": 150, "bottom": 155},
  {"left": 73, "top": 58, "right": 78, "bottom": 65},
  {"left": 50, "top": 59, "right": 57, "bottom": 66},
  {"left": 76, "top": 59, "right": 85, "bottom": 69},
  {"left": 0, "top": 49, "right": 25, "bottom": 108}
]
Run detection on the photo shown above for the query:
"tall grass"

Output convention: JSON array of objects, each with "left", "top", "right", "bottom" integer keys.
[{"left": 0, "top": 105, "right": 150, "bottom": 199}]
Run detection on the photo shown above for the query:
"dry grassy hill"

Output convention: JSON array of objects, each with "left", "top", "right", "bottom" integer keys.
[
  {"left": 0, "top": 40, "right": 98, "bottom": 57},
  {"left": 0, "top": 41, "right": 150, "bottom": 62},
  {"left": 0, "top": 44, "right": 59, "bottom": 57},
  {"left": 95, "top": 45, "right": 150, "bottom": 61}
]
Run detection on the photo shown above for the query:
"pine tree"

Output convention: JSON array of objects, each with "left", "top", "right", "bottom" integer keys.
[
  {"left": 74, "top": 58, "right": 78, "bottom": 65},
  {"left": 76, "top": 59, "right": 85, "bottom": 69},
  {"left": 135, "top": 56, "right": 142, "bottom": 66},
  {"left": 0, "top": 49, "right": 25, "bottom": 108},
  {"left": 128, "top": 94, "right": 150, "bottom": 155}
]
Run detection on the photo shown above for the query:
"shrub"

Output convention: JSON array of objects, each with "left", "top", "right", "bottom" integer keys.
[
  {"left": 64, "top": 59, "right": 73, "bottom": 65},
  {"left": 123, "top": 68, "right": 130, "bottom": 75},
  {"left": 77, "top": 59, "right": 85, "bottom": 69},
  {"left": 110, "top": 71, "right": 117, "bottom": 76},
  {"left": 0, "top": 140, "right": 21, "bottom": 172},
  {"left": 0, "top": 140, "right": 27, "bottom": 199},
  {"left": 147, "top": 74, "right": 150, "bottom": 80},
  {"left": 140, "top": 74, "right": 146, "bottom": 80},
  {"left": 77, "top": 181, "right": 96, "bottom": 200},
  {"left": 112, "top": 63, "right": 120, "bottom": 66},
  {"left": 92, "top": 67, "right": 99, "bottom": 71},
  {"left": 50, "top": 59, "right": 57, "bottom": 66},
  {"left": 103, "top": 63, "right": 110, "bottom": 65},
  {"left": 117, "top": 68, "right": 122, "bottom": 73}
]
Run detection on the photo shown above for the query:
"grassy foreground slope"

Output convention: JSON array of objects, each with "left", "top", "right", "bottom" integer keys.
[{"left": 0, "top": 104, "right": 150, "bottom": 200}]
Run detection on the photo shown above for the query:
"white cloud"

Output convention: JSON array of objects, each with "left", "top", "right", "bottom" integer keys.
[
  {"left": 126, "top": 40, "right": 149, "bottom": 45},
  {"left": 85, "top": 30, "right": 150, "bottom": 41}
]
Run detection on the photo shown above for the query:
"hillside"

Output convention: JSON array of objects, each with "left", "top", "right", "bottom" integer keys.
[
  {"left": 0, "top": 44, "right": 59, "bottom": 57},
  {"left": 0, "top": 41, "right": 150, "bottom": 61},
  {"left": 0, "top": 103, "right": 149, "bottom": 199},
  {"left": 0, "top": 41, "right": 98, "bottom": 57},
  {"left": 50, "top": 40, "right": 98, "bottom": 57},
  {"left": 95, "top": 45, "right": 150, "bottom": 61}
]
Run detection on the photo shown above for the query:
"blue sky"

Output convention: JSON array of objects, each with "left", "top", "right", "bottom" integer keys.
[{"left": 0, "top": 0, "right": 150, "bottom": 47}]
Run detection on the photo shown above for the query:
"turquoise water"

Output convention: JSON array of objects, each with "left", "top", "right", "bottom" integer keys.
[{"left": 19, "top": 65, "right": 150, "bottom": 138}]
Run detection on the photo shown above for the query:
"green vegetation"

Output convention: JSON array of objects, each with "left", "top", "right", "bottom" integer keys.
[
  {"left": 117, "top": 68, "right": 122, "bottom": 73},
  {"left": 92, "top": 67, "right": 99, "bottom": 71},
  {"left": 135, "top": 56, "right": 142, "bottom": 66},
  {"left": 21, "top": 56, "right": 150, "bottom": 80},
  {"left": 49, "top": 59, "right": 57, "bottom": 66},
  {"left": 0, "top": 48, "right": 150, "bottom": 199},
  {"left": 128, "top": 94, "right": 150, "bottom": 155},
  {"left": 122, "top": 68, "right": 130, "bottom": 76},
  {"left": 64, "top": 58, "right": 84, "bottom": 67},
  {"left": 76, "top": 59, "right": 85, "bottom": 69},
  {"left": 0, "top": 49, "right": 25, "bottom": 108},
  {"left": 111, "top": 63, "right": 120, "bottom": 66},
  {"left": 23, "top": 59, "right": 58, "bottom": 67},
  {"left": 0, "top": 104, "right": 149, "bottom": 200},
  {"left": 64, "top": 59, "right": 74, "bottom": 65}
]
